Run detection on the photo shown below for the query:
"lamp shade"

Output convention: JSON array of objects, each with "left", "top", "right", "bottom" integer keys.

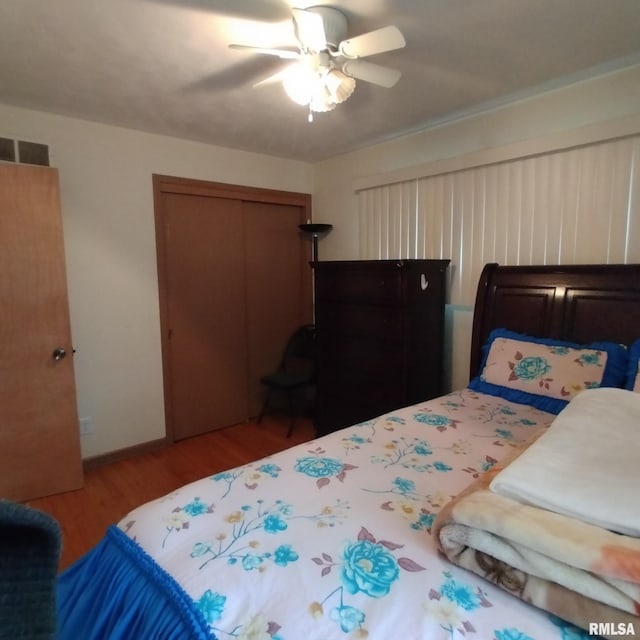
[
  {"left": 299, "top": 223, "right": 333, "bottom": 262},
  {"left": 325, "top": 69, "right": 355, "bottom": 104},
  {"left": 283, "top": 64, "right": 318, "bottom": 105},
  {"left": 283, "top": 60, "right": 356, "bottom": 113},
  {"left": 298, "top": 223, "right": 333, "bottom": 234}
]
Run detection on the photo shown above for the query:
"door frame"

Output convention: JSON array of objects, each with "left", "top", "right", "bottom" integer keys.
[{"left": 152, "top": 174, "right": 313, "bottom": 442}]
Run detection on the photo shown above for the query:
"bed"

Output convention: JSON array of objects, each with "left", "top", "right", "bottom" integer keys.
[{"left": 57, "top": 262, "right": 640, "bottom": 640}]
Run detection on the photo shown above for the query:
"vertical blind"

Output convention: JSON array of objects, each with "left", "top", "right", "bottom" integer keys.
[{"left": 358, "top": 134, "right": 640, "bottom": 306}]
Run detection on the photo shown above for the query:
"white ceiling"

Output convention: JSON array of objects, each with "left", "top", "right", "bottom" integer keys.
[{"left": 1, "top": 0, "right": 639, "bottom": 163}]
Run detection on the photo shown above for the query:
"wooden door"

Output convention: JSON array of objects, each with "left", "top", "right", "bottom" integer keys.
[
  {"left": 244, "top": 201, "right": 310, "bottom": 415},
  {"left": 154, "top": 176, "right": 312, "bottom": 441},
  {"left": 0, "top": 164, "right": 83, "bottom": 501},
  {"left": 160, "top": 193, "right": 248, "bottom": 440}
]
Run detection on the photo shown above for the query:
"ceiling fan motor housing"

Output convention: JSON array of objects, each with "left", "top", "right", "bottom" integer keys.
[{"left": 307, "top": 6, "right": 348, "bottom": 50}]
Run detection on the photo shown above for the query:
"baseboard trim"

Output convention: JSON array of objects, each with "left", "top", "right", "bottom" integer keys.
[{"left": 83, "top": 436, "right": 171, "bottom": 471}]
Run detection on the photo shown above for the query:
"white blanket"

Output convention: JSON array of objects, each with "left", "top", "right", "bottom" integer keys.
[{"left": 490, "top": 387, "right": 640, "bottom": 536}]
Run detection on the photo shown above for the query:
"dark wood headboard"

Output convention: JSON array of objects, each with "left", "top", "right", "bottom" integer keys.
[{"left": 470, "top": 263, "right": 640, "bottom": 379}]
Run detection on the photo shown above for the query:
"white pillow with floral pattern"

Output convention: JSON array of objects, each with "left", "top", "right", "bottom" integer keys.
[
  {"left": 480, "top": 337, "right": 606, "bottom": 401},
  {"left": 468, "top": 329, "right": 629, "bottom": 414}
]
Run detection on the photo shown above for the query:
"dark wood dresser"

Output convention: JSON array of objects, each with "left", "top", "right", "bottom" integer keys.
[{"left": 313, "top": 259, "right": 450, "bottom": 436}]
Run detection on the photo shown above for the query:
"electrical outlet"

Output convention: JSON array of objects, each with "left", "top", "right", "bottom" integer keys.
[{"left": 79, "top": 417, "right": 92, "bottom": 436}]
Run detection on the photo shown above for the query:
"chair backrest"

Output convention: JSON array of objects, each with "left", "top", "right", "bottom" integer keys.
[
  {"left": 0, "top": 500, "right": 61, "bottom": 639},
  {"left": 281, "top": 324, "right": 316, "bottom": 377}
]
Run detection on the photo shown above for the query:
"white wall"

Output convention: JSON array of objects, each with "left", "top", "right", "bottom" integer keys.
[
  {"left": 313, "top": 64, "right": 640, "bottom": 390},
  {"left": 0, "top": 104, "right": 313, "bottom": 458},
  {"left": 3, "top": 64, "right": 640, "bottom": 459}
]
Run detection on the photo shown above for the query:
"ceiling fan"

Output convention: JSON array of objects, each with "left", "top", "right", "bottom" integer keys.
[{"left": 229, "top": 5, "right": 406, "bottom": 120}]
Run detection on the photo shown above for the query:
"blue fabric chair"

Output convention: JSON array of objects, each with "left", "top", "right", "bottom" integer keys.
[{"left": 0, "top": 499, "right": 61, "bottom": 639}]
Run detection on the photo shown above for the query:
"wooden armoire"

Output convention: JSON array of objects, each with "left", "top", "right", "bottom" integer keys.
[{"left": 314, "top": 259, "right": 450, "bottom": 435}]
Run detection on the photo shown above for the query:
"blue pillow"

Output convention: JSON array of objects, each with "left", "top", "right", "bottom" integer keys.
[
  {"left": 468, "top": 328, "right": 629, "bottom": 414},
  {"left": 625, "top": 339, "right": 640, "bottom": 391}
]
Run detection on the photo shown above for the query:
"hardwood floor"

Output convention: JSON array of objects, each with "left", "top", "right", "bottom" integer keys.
[{"left": 27, "top": 416, "right": 316, "bottom": 572}]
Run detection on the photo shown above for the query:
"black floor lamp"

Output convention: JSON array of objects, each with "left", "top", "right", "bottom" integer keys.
[
  {"left": 299, "top": 223, "right": 333, "bottom": 324},
  {"left": 298, "top": 223, "right": 333, "bottom": 263}
]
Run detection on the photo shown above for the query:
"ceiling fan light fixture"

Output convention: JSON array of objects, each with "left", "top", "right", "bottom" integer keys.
[
  {"left": 282, "top": 59, "right": 350, "bottom": 113},
  {"left": 309, "top": 89, "right": 337, "bottom": 113},
  {"left": 282, "top": 63, "right": 318, "bottom": 106},
  {"left": 325, "top": 69, "right": 355, "bottom": 105}
]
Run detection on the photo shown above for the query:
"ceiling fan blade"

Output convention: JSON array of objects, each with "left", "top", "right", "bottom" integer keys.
[
  {"left": 229, "top": 44, "right": 300, "bottom": 60},
  {"left": 292, "top": 8, "right": 326, "bottom": 52},
  {"left": 339, "top": 25, "right": 406, "bottom": 58},
  {"left": 143, "top": 0, "right": 290, "bottom": 22},
  {"left": 341, "top": 60, "right": 402, "bottom": 88},
  {"left": 252, "top": 63, "right": 296, "bottom": 87}
]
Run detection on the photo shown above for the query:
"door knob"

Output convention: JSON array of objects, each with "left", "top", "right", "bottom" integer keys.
[{"left": 52, "top": 348, "right": 66, "bottom": 361}]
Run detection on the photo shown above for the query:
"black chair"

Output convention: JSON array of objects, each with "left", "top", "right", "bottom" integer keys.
[{"left": 257, "top": 324, "right": 316, "bottom": 437}]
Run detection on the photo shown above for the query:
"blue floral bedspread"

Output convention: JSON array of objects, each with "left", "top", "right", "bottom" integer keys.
[{"left": 115, "top": 389, "right": 591, "bottom": 640}]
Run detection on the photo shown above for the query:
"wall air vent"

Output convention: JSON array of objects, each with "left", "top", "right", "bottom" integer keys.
[
  {"left": 0, "top": 137, "right": 16, "bottom": 162},
  {"left": 18, "top": 140, "right": 49, "bottom": 166},
  {"left": 0, "top": 137, "right": 50, "bottom": 166}
]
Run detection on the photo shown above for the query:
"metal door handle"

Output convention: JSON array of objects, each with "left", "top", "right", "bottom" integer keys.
[{"left": 52, "top": 348, "right": 66, "bottom": 361}]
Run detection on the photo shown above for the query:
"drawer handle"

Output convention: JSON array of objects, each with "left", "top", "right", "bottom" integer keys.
[{"left": 420, "top": 274, "right": 429, "bottom": 290}]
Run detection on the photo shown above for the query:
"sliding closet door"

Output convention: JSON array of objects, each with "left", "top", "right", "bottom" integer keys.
[
  {"left": 160, "top": 193, "right": 248, "bottom": 440},
  {"left": 244, "top": 201, "right": 311, "bottom": 415},
  {"left": 155, "top": 176, "right": 312, "bottom": 441}
]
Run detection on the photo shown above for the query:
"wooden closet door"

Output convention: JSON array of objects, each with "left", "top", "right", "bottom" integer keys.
[
  {"left": 155, "top": 176, "right": 312, "bottom": 441},
  {"left": 0, "top": 164, "right": 83, "bottom": 500},
  {"left": 160, "top": 193, "right": 248, "bottom": 440},
  {"left": 244, "top": 201, "right": 311, "bottom": 415}
]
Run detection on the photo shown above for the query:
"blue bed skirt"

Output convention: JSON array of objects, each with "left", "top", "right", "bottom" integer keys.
[{"left": 57, "top": 525, "right": 217, "bottom": 640}]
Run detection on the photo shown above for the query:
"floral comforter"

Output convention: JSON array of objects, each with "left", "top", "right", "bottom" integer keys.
[{"left": 117, "top": 389, "right": 591, "bottom": 640}]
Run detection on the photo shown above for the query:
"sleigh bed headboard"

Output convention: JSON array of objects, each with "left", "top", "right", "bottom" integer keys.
[{"left": 470, "top": 263, "right": 640, "bottom": 379}]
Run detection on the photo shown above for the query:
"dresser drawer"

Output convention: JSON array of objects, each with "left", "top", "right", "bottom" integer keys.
[
  {"left": 315, "top": 265, "right": 403, "bottom": 305},
  {"left": 318, "top": 359, "right": 405, "bottom": 394},
  {"left": 316, "top": 304, "right": 404, "bottom": 340},
  {"left": 315, "top": 396, "right": 373, "bottom": 434},
  {"left": 318, "top": 335, "right": 404, "bottom": 372},
  {"left": 316, "top": 389, "right": 405, "bottom": 434}
]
